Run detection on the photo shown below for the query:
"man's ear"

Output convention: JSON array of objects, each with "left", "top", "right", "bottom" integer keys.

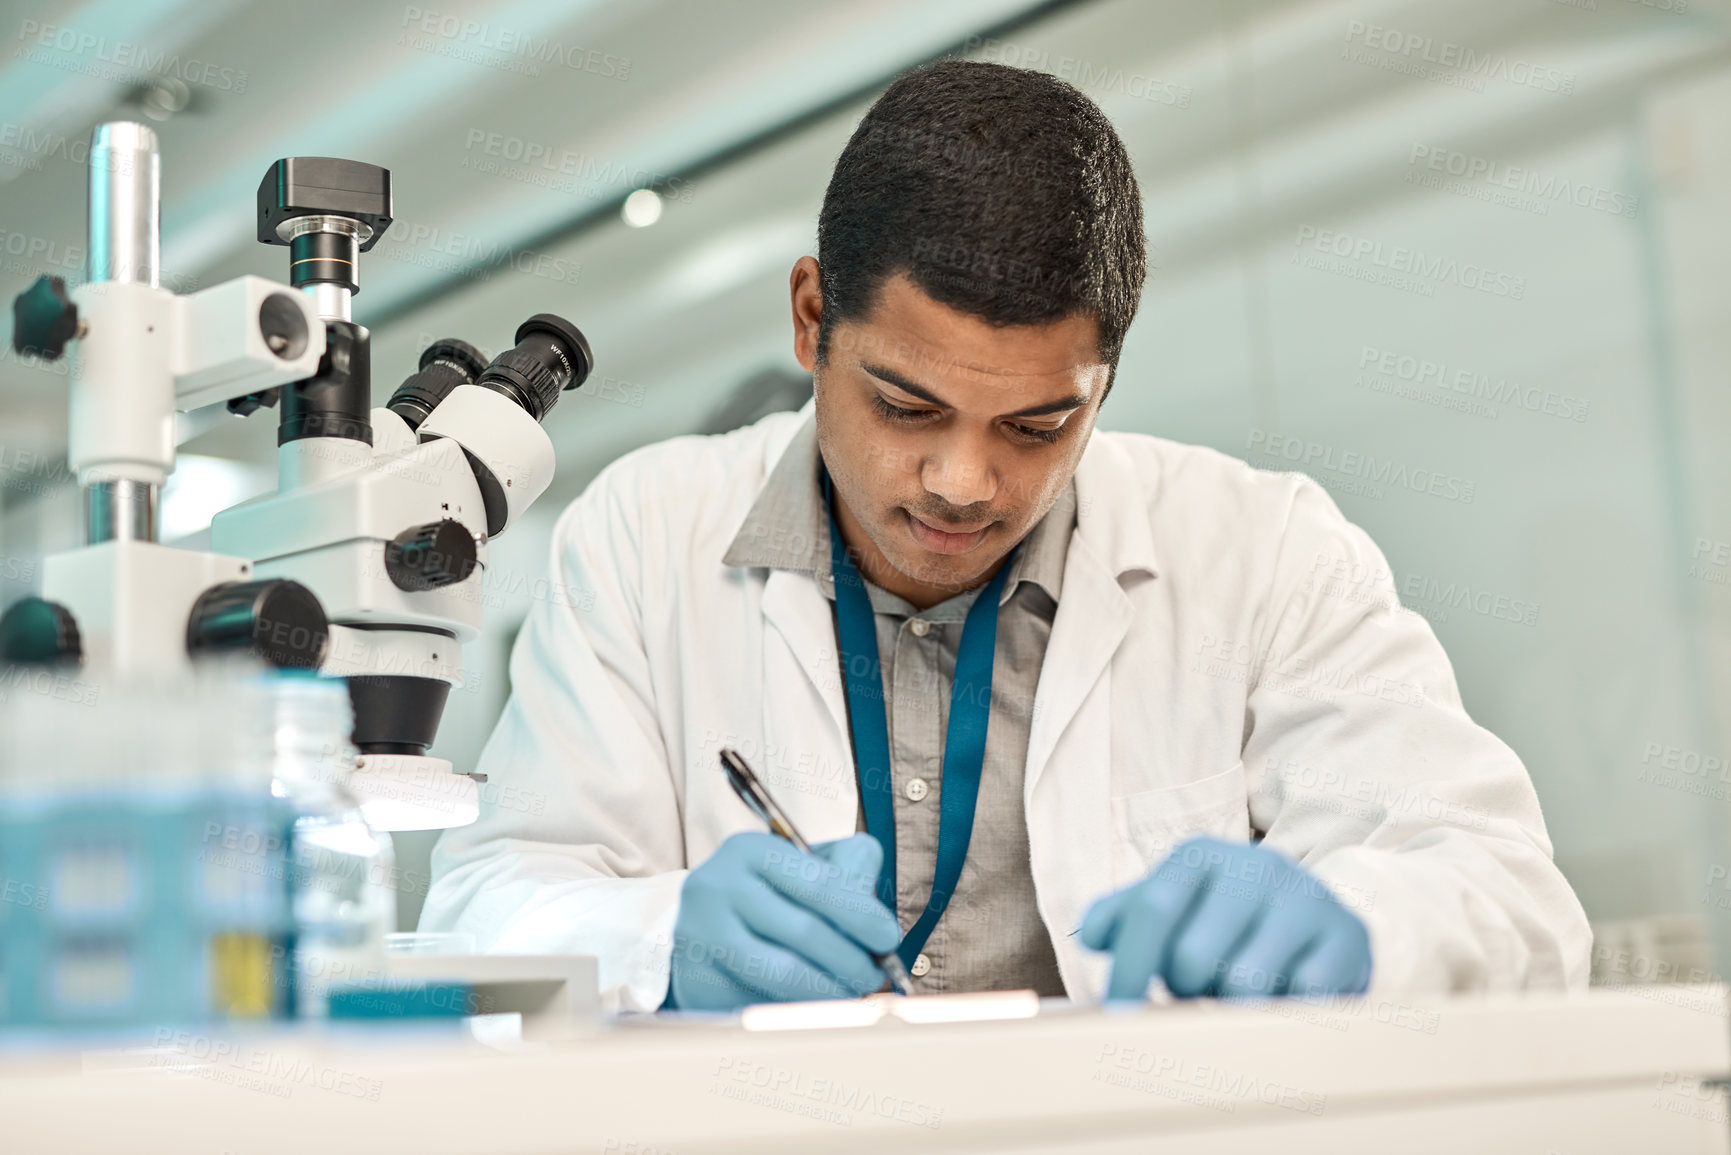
[{"left": 790, "top": 255, "right": 822, "bottom": 372}]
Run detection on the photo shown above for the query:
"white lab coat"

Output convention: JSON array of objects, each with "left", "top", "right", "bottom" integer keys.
[{"left": 422, "top": 403, "right": 1591, "bottom": 1013}]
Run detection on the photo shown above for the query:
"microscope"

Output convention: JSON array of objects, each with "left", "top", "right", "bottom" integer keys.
[{"left": 2, "top": 121, "right": 592, "bottom": 829}]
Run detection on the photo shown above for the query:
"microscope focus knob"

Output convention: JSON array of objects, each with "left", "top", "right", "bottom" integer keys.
[
  {"left": 186, "top": 579, "right": 329, "bottom": 669},
  {"left": 385, "top": 520, "right": 478, "bottom": 592},
  {"left": 0, "top": 597, "right": 82, "bottom": 665},
  {"left": 12, "top": 274, "right": 80, "bottom": 360}
]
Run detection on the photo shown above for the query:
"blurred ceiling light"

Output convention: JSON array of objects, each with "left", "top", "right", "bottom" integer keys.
[{"left": 621, "top": 188, "right": 663, "bottom": 228}]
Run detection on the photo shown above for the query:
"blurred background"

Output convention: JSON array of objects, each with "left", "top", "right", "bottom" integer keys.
[{"left": 1, "top": 0, "right": 1728, "bottom": 982}]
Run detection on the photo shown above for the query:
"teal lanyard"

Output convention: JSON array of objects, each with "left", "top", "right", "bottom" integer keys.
[{"left": 823, "top": 469, "right": 1017, "bottom": 968}]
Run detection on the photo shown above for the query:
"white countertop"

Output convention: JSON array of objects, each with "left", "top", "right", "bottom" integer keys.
[{"left": 3, "top": 985, "right": 1726, "bottom": 1154}]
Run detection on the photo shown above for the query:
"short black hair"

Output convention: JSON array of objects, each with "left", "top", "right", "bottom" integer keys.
[{"left": 816, "top": 60, "right": 1146, "bottom": 378}]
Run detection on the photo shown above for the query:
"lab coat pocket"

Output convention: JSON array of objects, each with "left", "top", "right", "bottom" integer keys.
[{"left": 1110, "top": 761, "right": 1251, "bottom": 882}]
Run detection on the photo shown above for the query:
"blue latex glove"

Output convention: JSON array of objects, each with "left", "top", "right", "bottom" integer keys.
[
  {"left": 1079, "top": 835, "right": 1371, "bottom": 1001},
  {"left": 664, "top": 832, "right": 902, "bottom": 1011}
]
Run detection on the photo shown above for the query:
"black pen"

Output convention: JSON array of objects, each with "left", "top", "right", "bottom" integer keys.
[{"left": 719, "top": 747, "right": 917, "bottom": 997}]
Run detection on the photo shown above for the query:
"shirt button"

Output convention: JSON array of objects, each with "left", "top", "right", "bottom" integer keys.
[
  {"left": 909, "top": 618, "right": 931, "bottom": 637},
  {"left": 905, "top": 777, "right": 930, "bottom": 802},
  {"left": 911, "top": 952, "right": 932, "bottom": 978}
]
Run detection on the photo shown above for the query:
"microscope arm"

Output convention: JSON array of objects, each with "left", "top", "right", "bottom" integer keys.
[{"left": 171, "top": 276, "right": 327, "bottom": 410}]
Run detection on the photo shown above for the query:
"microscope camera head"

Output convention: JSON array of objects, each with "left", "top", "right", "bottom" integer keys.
[{"left": 257, "top": 158, "right": 393, "bottom": 324}]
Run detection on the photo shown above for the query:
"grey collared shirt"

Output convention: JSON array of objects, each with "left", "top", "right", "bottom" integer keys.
[{"left": 722, "top": 415, "right": 1070, "bottom": 996}]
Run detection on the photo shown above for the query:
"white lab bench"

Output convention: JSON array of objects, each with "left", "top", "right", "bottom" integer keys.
[{"left": 3, "top": 985, "right": 1727, "bottom": 1154}]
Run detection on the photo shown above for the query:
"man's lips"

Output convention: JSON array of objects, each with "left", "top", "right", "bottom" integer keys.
[{"left": 904, "top": 510, "right": 991, "bottom": 555}]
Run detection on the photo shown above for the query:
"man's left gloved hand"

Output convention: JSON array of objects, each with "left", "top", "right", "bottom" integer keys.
[{"left": 1079, "top": 835, "right": 1372, "bottom": 1001}]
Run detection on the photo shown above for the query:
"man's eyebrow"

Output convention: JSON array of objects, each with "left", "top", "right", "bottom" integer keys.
[
  {"left": 862, "top": 362, "right": 948, "bottom": 406},
  {"left": 1005, "top": 393, "right": 1090, "bottom": 419},
  {"left": 862, "top": 361, "right": 1090, "bottom": 420}
]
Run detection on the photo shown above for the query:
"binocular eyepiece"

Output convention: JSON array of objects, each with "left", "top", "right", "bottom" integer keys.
[
  {"left": 256, "top": 154, "right": 594, "bottom": 434},
  {"left": 388, "top": 314, "right": 593, "bottom": 431}
]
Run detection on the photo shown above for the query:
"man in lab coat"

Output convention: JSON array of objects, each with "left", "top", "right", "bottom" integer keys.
[{"left": 421, "top": 61, "right": 1590, "bottom": 1013}]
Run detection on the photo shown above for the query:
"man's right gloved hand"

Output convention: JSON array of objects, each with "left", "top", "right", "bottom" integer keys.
[{"left": 663, "top": 832, "right": 902, "bottom": 1011}]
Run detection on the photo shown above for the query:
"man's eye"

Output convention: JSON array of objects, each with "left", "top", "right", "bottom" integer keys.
[
  {"left": 1011, "top": 423, "right": 1064, "bottom": 444},
  {"left": 871, "top": 395, "right": 931, "bottom": 422}
]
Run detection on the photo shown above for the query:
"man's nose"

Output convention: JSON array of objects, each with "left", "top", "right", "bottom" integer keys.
[{"left": 922, "top": 435, "right": 996, "bottom": 509}]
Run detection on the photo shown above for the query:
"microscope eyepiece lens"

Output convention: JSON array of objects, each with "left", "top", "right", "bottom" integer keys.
[
  {"left": 387, "top": 338, "right": 488, "bottom": 431},
  {"left": 474, "top": 313, "right": 592, "bottom": 423}
]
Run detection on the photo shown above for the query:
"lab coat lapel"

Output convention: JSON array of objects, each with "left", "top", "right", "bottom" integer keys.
[
  {"left": 758, "top": 566, "right": 858, "bottom": 838},
  {"left": 1025, "top": 536, "right": 1134, "bottom": 801},
  {"left": 1025, "top": 435, "right": 1152, "bottom": 803},
  {"left": 761, "top": 567, "right": 849, "bottom": 737},
  {"left": 1023, "top": 437, "right": 1157, "bottom": 998},
  {"left": 1025, "top": 535, "right": 1131, "bottom": 999}
]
